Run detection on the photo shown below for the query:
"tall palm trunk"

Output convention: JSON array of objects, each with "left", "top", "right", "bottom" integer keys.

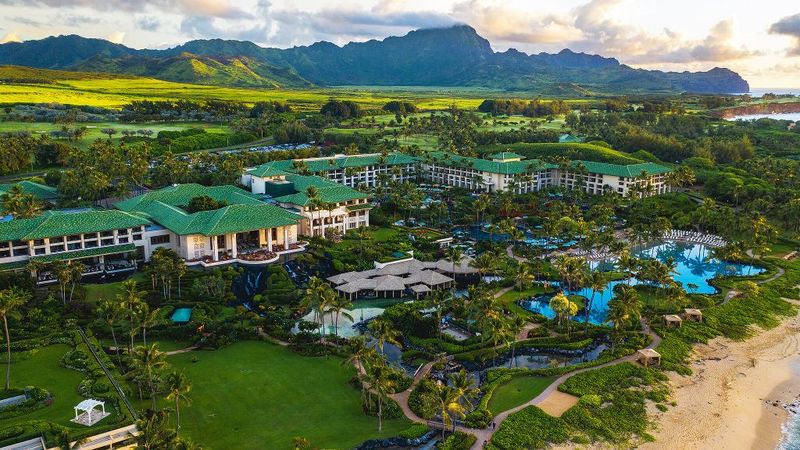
[
  {"left": 175, "top": 398, "right": 181, "bottom": 434},
  {"left": 110, "top": 325, "right": 121, "bottom": 364},
  {"left": 3, "top": 316, "right": 11, "bottom": 390}
]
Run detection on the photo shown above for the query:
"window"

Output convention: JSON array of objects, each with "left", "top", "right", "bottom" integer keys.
[
  {"left": 150, "top": 235, "right": 170, "bottom": 245},
  {"left": 50, "top": 245, "right": 64, "bottom": 253},
  {"left": 67, "top": 235, "right": 81, "bottom": 242},
  {"left": 34, "top": 239, "right": 45, "bottom": 246},
  {"left": 85, "top": 240, "right": 98, "bottom": 248},
  {"left": 50, "top": 237, "right": 64, "bottom": 244},
  {"left": 34, "top": 248, "right": 46, "bottom": 255}
]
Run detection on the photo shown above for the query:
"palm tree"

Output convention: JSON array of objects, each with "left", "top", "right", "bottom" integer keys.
[
  {"left": 136, "top": 409, "right": 174, "bottom": 450},
  {"left": 303, "top": 277, "right": 330, "bottom": 340},
  {"left": 606, "top": 285, "right": 643, "bottom": 347},
  {"left": 368, "top": 319, "right": 400, "bottom": 356},
  {"left": 433, "top": 384, "right": 468, "bottom": 438},
  {"left": 131, "top": 343, "right": 167, "bottom": 409},
  {"left": 345, "top": 336, "right": 378, "bottom": 402},
  {"left": 366, "top": 364, "right": 395, "bottom": 432},
  {"left": 328, "top": 295, "right": 354, "bottom": 338},
  {"left": 429, "top": 289, "right": 449, "bottom": 341},
  {"left": 140, "top": 305, "right": 162, "bottom": 347},
  {"left": 469, "top": 253, "right": 495, "bottom": 283},
  {"left": 52, "top": 261, "right": 72, "bottom": 305},
  {"left": 0, "top": 287, "right": 29, "bottom": 390},
  {"left": 96, "top": 300, "right": 122, "bottom": 363},
  {"left": 512, "top": 260, "right": 533, "bottom": 291},
  {"left": 445, "top": 246, "right": 463, "bottom": 285},
  {"left": 507, "top": 315, "right": 527, "bottom": 367},
  {"left": 165, "top": 371, "right": 192, "bottom": 435},
  {"left": 586, "top": 270, "right": 607, "bottom": 330}
]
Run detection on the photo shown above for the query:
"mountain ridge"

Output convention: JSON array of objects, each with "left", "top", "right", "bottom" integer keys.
[{"left": 0, "top": 25, "right": 749, "bottom": 94}]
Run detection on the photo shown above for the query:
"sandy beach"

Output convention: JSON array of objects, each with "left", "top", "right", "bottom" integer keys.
[{"left": 643, "top": 303, "right": 800, "bottom": 450}]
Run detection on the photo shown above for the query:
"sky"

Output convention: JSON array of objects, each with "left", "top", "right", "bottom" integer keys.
[{"left": 0, "top": 0, "right": 799, "bottom": 88}]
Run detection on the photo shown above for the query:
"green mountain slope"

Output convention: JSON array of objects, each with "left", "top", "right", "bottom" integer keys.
[{"left": 75, "top": 53, "right": 312, "bottom": 88}]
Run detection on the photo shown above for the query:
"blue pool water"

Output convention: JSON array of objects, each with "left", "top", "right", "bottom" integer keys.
[
  {"left": 171, "top": 308, "right": 193, "bottom": 323},
  {"left": 522, "top": 242, "right": 764, "bottom": 325}
]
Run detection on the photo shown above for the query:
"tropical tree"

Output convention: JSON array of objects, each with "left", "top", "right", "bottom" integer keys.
[
  {"left": 549, "top": 293, "right": 578, "bottom": 337},
  {"left": 0, "top": 287, "right": 29, "bottom": 390},
  {"left": 585, "top": 270, "right": 608, "bottom": 329},
  {"left": 1, "top": 185, "right": 44, "bottom": 219},
  {"left": 445, "top": 246, "right": 463, "bottom": 285},
  {"left": 469, "top": 252, "right": 495, "bottom": 283},
  {"left": 432, "top": 384, "right": 468, "bottom": 438},
  {"left": 164, "top": 371, "right": 192, "bottom": 435},
  {"left": 365, "top": 364, "right": 395, "bottom": 432},
  {"left": 328, "top": 294, "right": 354, "bottom": 338},
  {"left": 606, "top": 285, "right": 643, "bottom": 346},
  {"left": 345, "top": 336, "right": 378, "bottom": 402},
  {"left": 368, "top": 319, "right": 401, "bottom": 356},
  {"left": 131, "top": 343, "right": 168, "bottom": 409},
  {"left": 96, "top": 300, "right": 122, "bottom": 363}
]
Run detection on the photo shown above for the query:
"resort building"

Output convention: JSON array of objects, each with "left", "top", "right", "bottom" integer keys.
[
  {"left": 420, "top": 151, "right": 672, "bottom": 197},
  {"left": 0, "top": 209, "right": 150, "bottom": 281},
  {"left": 243, "top": 152, "right": 417, "bottom": 189},
  {"left": 115, "top": 184, "right": 304, "bottom": 264},
  {"left": 327, "top": 257, "right": 478, "bottom": 299},
  {"left": 242, "top": 169, "right": 372, "bottom": 237}
]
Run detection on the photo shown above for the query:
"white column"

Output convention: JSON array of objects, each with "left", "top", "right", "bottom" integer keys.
[
  {"left": 284, "top": 228, "right": 289, "bottom": 250},
  {"left": 231, "top": 234, "right": 237, "bottom": 258},
  {"left": 212, "top": 236, "right": 219, "bottom": 261},
  {"left": 267, "top": 228, "right": 273, "bottom": 252},
  {"left": 258, "top": 229, "right": 266, "bottom": 247}
]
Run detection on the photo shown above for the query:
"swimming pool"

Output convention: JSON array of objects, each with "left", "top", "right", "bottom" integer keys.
[
  {"left": 171, "top": 308, "right": 193, "bottom": 323},
  {"left": 522, "top": 241, "right": 764, "bottom": 325}
]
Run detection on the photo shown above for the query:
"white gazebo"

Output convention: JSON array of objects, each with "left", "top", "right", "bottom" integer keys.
[{"left": 72, "top": 399, "right": 109, "bottom": 426}]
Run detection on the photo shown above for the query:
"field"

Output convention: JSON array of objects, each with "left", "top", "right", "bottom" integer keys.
[
  {"left": 0, "top": 76, "right": 491, "bottom": 111},
  {"left": 166, "top": 341, "right": 410, "bottom": 449},
  {"left": 476, "top": 142, "right": 646, "bottom": 164},
  {"left": 488, "top": 376, "right": 557, "bottom": 415},
  {"left": 0, "top": 121, "right": 229, "bottom": 151},
  {"left": 0, "top": 345, "right": 122, "bottom": 439}
]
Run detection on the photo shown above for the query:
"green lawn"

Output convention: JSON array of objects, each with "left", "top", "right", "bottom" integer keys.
[
  {"left": 488, "top": 376, "right": 557, "bottom": 416},
  {"left": 81, "top": 272, "right": 150, "bottom": 304},
  {"left": 0, "top": 344, "right": 118, "bottom": 431},
  {"left": 0, "top": 121, "right": 228, "bottom": 151},
  {"left": 167, "top": 341, "right": 410, "bottom": 449}
]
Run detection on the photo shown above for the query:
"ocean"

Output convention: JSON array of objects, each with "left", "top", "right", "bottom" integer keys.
[{"left": 779, "top": 412, "right": 800, "bottom": 449}]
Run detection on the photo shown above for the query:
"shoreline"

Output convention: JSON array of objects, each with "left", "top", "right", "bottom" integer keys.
[{"left": 642, "top": 306, "right": 800, "bottom": 450}]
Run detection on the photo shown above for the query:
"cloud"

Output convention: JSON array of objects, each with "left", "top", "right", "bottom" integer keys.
[
  {"left": 106, "top": 30, "right": 124, "bottom": 44},
  {"left": 64, "top": 15, "right": 100, "bottom": 26},
  {"left": 0, "top": 31, "right": 21, "bottom": 43},
  {"left": 136, "top": 16, "right": 161, "bottom": 31},
  {"left": 769, "top": 13, "right": 800, "bottom": 55},
  {"left": 0, "top": 0, "right": 251, "bottom": 20}
]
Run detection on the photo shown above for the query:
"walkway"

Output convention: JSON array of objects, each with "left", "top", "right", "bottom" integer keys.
[
  {"left": 719, "top": 265, "right": 785, "bottom": 307},
  {"left": 165, "top": 345, "right": 198, "bottom": 356},
  {"left": 76, "top": 327, "right": 138, "bottom": 420}
]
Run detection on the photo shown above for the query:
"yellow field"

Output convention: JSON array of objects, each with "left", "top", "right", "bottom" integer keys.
[{"left": 0, "top": 76, "right": 489, "bottom": 111}]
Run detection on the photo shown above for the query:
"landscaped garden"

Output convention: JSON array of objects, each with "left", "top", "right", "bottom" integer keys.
[{"left": 165, "top": 341, "right": 411, "bottom": 449}]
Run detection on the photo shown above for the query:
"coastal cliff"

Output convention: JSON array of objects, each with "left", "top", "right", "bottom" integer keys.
[{"left": 713, "top": 101, "right": 800, "bottom": 119}]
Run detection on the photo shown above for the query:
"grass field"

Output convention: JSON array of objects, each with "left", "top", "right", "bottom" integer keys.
[
  {"left": 0, "top": 121, "right": 229, "bottom": 151},
  {"left": 167, "top": 341, "right": 410, "bottom": 449},
  {"left": 477, "top": 142, "right": 646, "bottom": 164},
  {"left": 0, "top": 77, "right": 490, "bottom": 111},
  {"left": 1, "top": 344, "right": 119, "bottom": 432},
  {"left": 488, "top": 376, "right": 557, "bottom": 415}
]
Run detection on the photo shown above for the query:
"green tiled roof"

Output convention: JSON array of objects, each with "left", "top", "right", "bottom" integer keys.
[
  {"left": 0, "top": 210, "right": 150, "bottom": 242},
  {"left": 575, "top": 161, "right": 672, "bottom": 178},
  {"left": 247, "top": 163, "right": 291, "bottom": 178},
  {"left": 0, "top": 260, "right": 28, "bottom": 272},
  {"left": 257, "top": 152, "right": 418, "bottom": 175},
  {"left": 273, "top": 175, "right": 369, "bottom": 206},
  {"left": 32, "top": 243, "right": 136, "bottom": 264},
  {"left": 132, "top": 202, "right": 302, "bottom": 236},
  {"left": 489, "top": 152, "right": 524, "bottom": 160},
  {"left": 116, "top": 184, "right": 261, "bottom": 212},
  {"left": 426, "top": 152, "right": 555, "bottom": 175},
  {"left": 0, "top": 181, "right": 60, "bottom": 201}
]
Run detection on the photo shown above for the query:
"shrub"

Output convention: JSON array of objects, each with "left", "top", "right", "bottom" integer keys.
[
  {"left": 398, "top": 423, "right": 430, "bottom": 439},
  {"left": 463, "top": 408, "right": 493, "bottom": 428},
  {"left": 363, "top": 395, "right": 402, "bottom": 419},
  {"left": 491, "top": 406, "right": 570, "bottom": 449},
  {"left": 437, "top": 431, "right": 477, "bottom": 450},
  {"left": 579, "top": 394, "right": 602, "bottom": 407},
  {"left": 408, "top": 379, "right": 438, "bottom": 419}
]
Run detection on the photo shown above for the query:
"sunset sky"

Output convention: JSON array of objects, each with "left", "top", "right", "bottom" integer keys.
[{"left": 1, "top": 0, "right": 799, "bottom": 88}]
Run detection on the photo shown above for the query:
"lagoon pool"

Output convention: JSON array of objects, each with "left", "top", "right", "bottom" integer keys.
[
  {"left": 522, "top": 241, "right": 764, "bottom": 325},
  {"left": 171, "top": 308, "right": 193, "bottom": 323},
  {"left": 296, "top": 298, "right": 406, "bottom": 338}
]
